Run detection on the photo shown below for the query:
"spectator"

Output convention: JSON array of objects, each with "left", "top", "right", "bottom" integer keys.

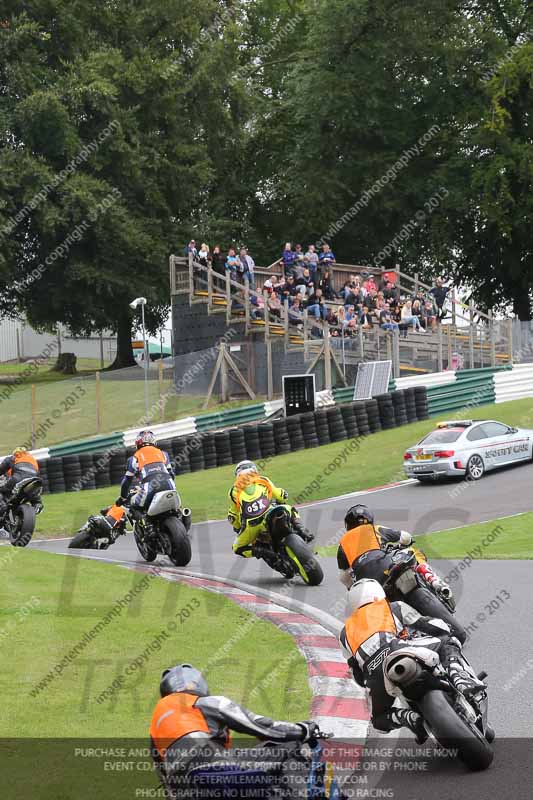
[
  {"left": 379, "top": 303, "right": 399, "bottom": 333},
  {"left": 429, "top": 277, "right": 450, "bottom": 321},
  {"left": 250, "top": 293, "right": 264, "bottom": 320},
  {"left": 305, "top": 244, "right": 320, "bottom": 281},
  {"left": 319, "top": 243, "right": 336, "bottom": 270},
  {"left": 383, "top": 280, "right": 399, "bottom": 304},
  {"left": 238, "top": 247, "right": 255, "bottom": 288},
  {"left": 360, "top": 305, "right": 374, "bottom": 329},
  {"left": 281, "top": 242, "right": 297, "bottom": 276},
  {"left": 280, "top": 274, "right": 298, "bottom": 302},
  {"left": 184, "top": 239, "right": 197, "bottom": 258},
  {"left": 211, "top": 244, "right": 224, "bottom": 275},
  {"left": 344, "top": 305, "right": 358, "bottom": 334},
  {"left": 400, "top": 300, "right": 424, "bottom": 336},
  {"left": 423, "top": 298, "right": 438, "bottom": 331},
  {"left": 319, "top": 269, "right": 336, "bottom": 300},
  {"left": 288, "top": 296, "right": 303, "bottom": 326},
  {"left": 295, "top": 267, "right": 313, "bottom": 298},
  {"left": 225, "top": 247, "right": 240, "bottom": 279},
  {"left": 197, "top": 242, "right": 211, "bottom": 268},
  {"left": 293, "top": 244, "right": 306, "bottom": 277},
  {"left": 306, "top": 287, "right": 328, "bottom": 321},
  {"left": 268, "top": 291, "right": 282, "bottom": 319},
  {"left": 363, "top": 274, "right": 378, "bottom": 294}
]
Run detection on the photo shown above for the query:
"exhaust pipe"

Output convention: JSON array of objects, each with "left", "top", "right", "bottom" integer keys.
[
  {"left": 181, "top": 507, "right": 192, "bottom": 532},
  {"left": 385, "top": 656, "right": 421, "bottom": 686}
]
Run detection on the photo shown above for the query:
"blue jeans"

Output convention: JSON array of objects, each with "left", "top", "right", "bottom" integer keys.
[
  {"left": 307, "top": 303, "right": 327, "bottom": 320},
  {"left": 402, "top": 315, "right": 421, "bottom": 330},
  {"left": 381, "top": 322, "right": 399, "bottom": 332}
]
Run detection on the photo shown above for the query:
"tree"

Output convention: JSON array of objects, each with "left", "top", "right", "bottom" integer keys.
[{"left": 0, "top": 1, "right": 247, "bottom": 366}]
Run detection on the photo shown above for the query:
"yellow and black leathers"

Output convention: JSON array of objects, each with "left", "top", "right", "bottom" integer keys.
[{"left": 227, "top": 472, "right": 290, "bottom": 557}]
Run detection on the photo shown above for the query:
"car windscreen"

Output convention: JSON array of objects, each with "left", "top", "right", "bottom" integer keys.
[{"left": 418, "top": 429, "right": 463, "bottom": 445}]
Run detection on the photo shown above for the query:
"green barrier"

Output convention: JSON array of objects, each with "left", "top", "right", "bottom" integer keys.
[
  {"left": 196, "top": 403, "right": 266, "bottom": 432},
  {"left": 455, "top": 365, "right": 511, "bottom": 380},
  {"left": 49, "top": 432, "right": 124, "bottom": 457}
]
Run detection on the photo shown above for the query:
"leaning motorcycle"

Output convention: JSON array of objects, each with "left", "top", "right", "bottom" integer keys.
[
  {"left": 354, "top": 547, "right": 466, "bottom": 643},
  {"left": 69, "top": 513, "right": 128, "bottom": 550},
  {"left": 132, "top": 487, "right": 192, "bottom": 567},
  {"left": 1, "top": 476, "right": 43, "bottom": 547},
  {"left": 383, "top": 646, "right": 494, "bottom": 771},
  {"left": 241, "top": 490, "right": 323, "bottom": 585},
  {"left": 186, "top": 729, "right": 346, "bottom": 798}
]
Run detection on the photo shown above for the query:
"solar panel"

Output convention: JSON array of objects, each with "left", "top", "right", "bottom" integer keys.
[{"left": 353, "top": 360, "right": 392, "bottom": 400}]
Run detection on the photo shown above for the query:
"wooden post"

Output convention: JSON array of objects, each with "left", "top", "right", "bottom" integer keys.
[
  {"left": 99, "top": 332, "right": 105, "bottom": 369},
  {"left": 451, "top": 287, "right": 457, "bottom": 327},
  {"left": 437, "top": 323, "right": 443, "bottom": 372},
  {"left": 303, "top": 310, "right": 309, "bottom": 360},
  {"left": 469, "top": 301, "right": 475, "bottom": 368},
  {"left": 507, "top": 318, "right": 513, "bottom": 364},
  {"left": 284, "top": 298, "right": 289, "bottom": 350},
  {"left": 188, "top": 252, "right": 194, "bottom": 299},
  {"left": 158, "top": 359, "right": 164, "bottom": 422},
  {"left": 207, "top": 265, "right": 213, "bottom": 313},
  {"left": 244, "top": 283, "right": 251, "bottom": 333},
  {"left": 266, "top": 339, "right": 273, "bottom": 400},
  {"left": 359, "top": 325, "right": 364, "bottom": 358},
  {"left": 221, "top": 344, "right": 229, "bottom": 402},
  {"left": 31, "top": 384, "right": 37, "bottom": 449},
  {"left": 263, "top": 291, "right": 270, "bottom": 341},
  {"left": 324, "top": 325, "right": 332, "bottom": 389},
  {"left": 226, "top": 272, "right": 231, "bottom": 325},
  {"left": 386, "top": 331, "right": 392, "bottom": 362},
  {"left": 169, "top": 255, "right": 175, "bottom": 295},
  {"left": 414, "top": 272, "right": 419, "bottom": 293},
  {"left": 447, "top": 324, "right": 453, "bottom": 370},
  {"left": 488, "top": 311, "right": 496, "bottom": 367},
  {"left": 95, "top": 371, "right": 102, "bottom": 433}
]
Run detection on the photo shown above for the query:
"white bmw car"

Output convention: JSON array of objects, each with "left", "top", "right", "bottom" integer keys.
[{"left": 403, "top": 419, "right": 533, "bottom": 482}]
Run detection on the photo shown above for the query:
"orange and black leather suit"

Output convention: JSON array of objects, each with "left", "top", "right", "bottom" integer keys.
[
  {"left": 120, "top": 445, "right": 174, "bottom": 509},
  {"left": 0, "top": 452, "right": 39, "bottom": 500},
  {"left": 150, "top": 690, "right": 307, "bottom": 789},
  {"left": 339, "top": 598, "right": 452, "bottom": 733},
  {"left": 337, "top": 524, "right": 426, "bottom": 587}
]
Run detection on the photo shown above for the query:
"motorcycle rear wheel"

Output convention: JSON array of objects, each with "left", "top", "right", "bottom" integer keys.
[
  {"left": 420, "top": 690, "right": 493, "bottom": 771},
  {"left": 134, "top": 524, "right": 158, "bottom": 562},
  {"left": 162, "top": 516, "right": 192, "bottom": 567},
  {"left": 406, "top": 585, "right": 466, "bottom": 644},
  {"left": 9, "top": 505, "right": 36, "bottom": 548},
  {"left": 283, "top": 533, "right": 323, "bottom": 586}
]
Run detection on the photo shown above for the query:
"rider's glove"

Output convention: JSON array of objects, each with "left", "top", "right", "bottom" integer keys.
[
  {"left": 115, "top": 497, "right": 124, "bottom": 506},
  {"left": 297, "top": 721, "right": 320, "bottom": 743}
]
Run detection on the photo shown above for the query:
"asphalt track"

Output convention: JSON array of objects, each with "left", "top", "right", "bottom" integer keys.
[{"left": 29, "top": 461, "right": 533, "bottom": 799}]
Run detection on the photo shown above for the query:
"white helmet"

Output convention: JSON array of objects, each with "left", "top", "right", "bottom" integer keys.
[
  {"left": 234, "top": 460, "right": 258, "bottom": 477},
  {"left": 347, "top": 579, "right": 386, "bottom": 615}
]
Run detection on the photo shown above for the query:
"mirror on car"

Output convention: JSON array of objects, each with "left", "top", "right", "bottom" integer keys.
[{"left": 508, "top": 426, "right": 518, "bottom": 434}]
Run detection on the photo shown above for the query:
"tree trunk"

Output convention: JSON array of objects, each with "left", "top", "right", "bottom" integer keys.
[
  {"left": 107, "top": 311, "right": 137, "bottom": 370},
  {"left": 512, "top": 289, "right": 532, "bottom": 321}
]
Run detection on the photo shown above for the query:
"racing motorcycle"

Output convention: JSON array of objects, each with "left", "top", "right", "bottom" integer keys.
[
  {"left": 240, "top": 487, "right": 323, "bottom": 585},
  {"left": 1, "top": 476, "right": 43, "bottom": 547},
  {"left": 187, "top": 729, "right": 346, "bottom": 799},
  {"left": 69, "top": 507, "right": 130, "bottom": 550},
  {"left": 131, "top": 487, "right": 192, "bottom": 568},
  {"left": 383, "top": 647, "right": 494, "bottom": 771},
  {"left": 354, "top": 547, "right": 466, "bottom": 643}
]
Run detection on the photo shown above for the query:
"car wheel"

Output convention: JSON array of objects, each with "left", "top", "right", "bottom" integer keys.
[{"left": 466, "top": 454, "right": 484, "bottom": 480}]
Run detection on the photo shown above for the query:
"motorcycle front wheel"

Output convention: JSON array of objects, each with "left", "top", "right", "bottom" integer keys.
[
  {"left": 406, "top": 585, "right": 466, "bottom": 644},
  {"left": 420, "top": 690, "right": 493, "bottom": 771},
  {"left": 9, "top": 504, "right": 36, "bottom": 547},
  {"left": 283, "top": 533, "right": 323, "bottom": 586},
  {"left": 162, "top": 516, "right": 192, "bottom": 567}
]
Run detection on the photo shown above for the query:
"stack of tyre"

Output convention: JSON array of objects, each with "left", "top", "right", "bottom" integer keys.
[
  {"left": 258, "top": 423, "right": 276, "bottom": 459},
  {"left": 414, "top": 386, "right": 430, "bottom": 420},
  {"left": 172, "top": 438, "right": 190, "bottom": 475},
  {"left": 62, "top": 455, "right": 82, "bottom": 492},
  {"left": 272, "top": 419, "right": 291, "bottom": 455},
  {"left": 314, "top": 410, "right": 331, "bottom": 446},
  {"left": 215, "top": 431, "right": 233, "bottom": 467},
  {"left": 188, "top": 434, "right": 205, "bottom": 472},
  {"left": 403, "top": 387, "right": 419, "bottom": 423},
  {"left": 202, "top": 432, "right": 218, "bottom": 469},
  {"left": 301, "top": 412, "right": 320, "bottom": 448},
  {"left": 94, "top": 452, "right": 111, "bottom": 490},
  {"left": 285, "top": 415, "right": 306, "bottom": 451},
  {"left": 243, "top": 424, "right": 262, "bottom": 461},
  {"left": 363, "top": 399, "right": 381, "bottom": 433},
  {"left": 109, "top": 449, "right": 128, "bottom": 486},
  {"left": 376, "top": 393, "right": 396, "bottom": 430},
  {"left": 229, "top": 428, "right": 247, "bottom": 464},
  {"left": 47, "top": 457, "right": 66, "bottom": 494},
  {"left": 391, "top": 390, "right": 408, "bottom": 426},
  {"left": 327, "top": 407, "right": 347, "bottom": 443},
  {"left": 352, "top": 401, "right": 371, "bottom": 436},
  {"left": 38, "top": 460, "right": 50, "bottom": 494}
]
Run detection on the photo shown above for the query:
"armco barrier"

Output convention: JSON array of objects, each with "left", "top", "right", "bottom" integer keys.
[{"left": 49, "top": 433, "right": 123, "bottom": 457}]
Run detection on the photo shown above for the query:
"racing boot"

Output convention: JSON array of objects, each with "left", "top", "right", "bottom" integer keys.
[
  {"left": 445, "top": 641, "right": 486, "bottom": 697},
  {"left": 387, "top": 709, "right": 428, "bottom": 745},
  {"left": 291, "top": 516, "right": 315, "bottom": 544}
]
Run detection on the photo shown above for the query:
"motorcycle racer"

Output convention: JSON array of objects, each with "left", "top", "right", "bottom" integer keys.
[
  {"left": 339, "top": 579, "right": 486, "bottom": 741},
  {"left": 120, "top": 430, "right": 174, "bottom": 511},
  {"left": 337, "top": 504, "right": 451, "bottom": 599},
  {"left": 150, "top": 663, "right": 319, "bottom": 796},
  {"left": 228, "top": 460, "right": 313, "bottom": 558},
  {"left": 0, "top": 447, "right": 40, "bottom": 515}
]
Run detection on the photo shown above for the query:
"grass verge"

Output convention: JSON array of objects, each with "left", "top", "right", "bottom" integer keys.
[
  {"left": 34, "top": 396, "right": 533, "bottom": 539},
  {"left": 317, "top": 513, "right": 533, "bottom": 560}
]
